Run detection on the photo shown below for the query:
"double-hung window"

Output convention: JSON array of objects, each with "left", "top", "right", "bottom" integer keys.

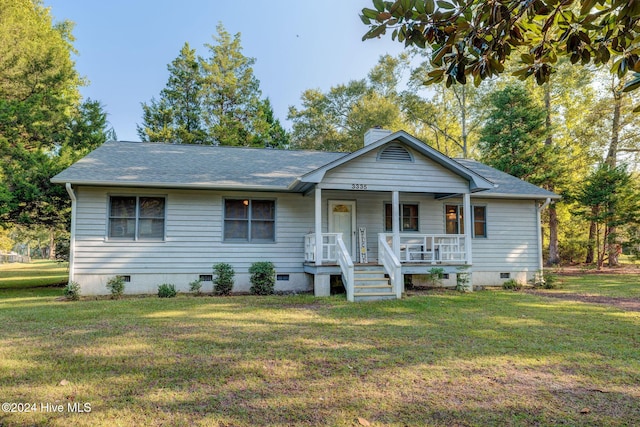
[
  {"left": 384, "top": 203, "right": 419, "bottom": 232},
  {"left": 224, "top": 199, "right": 275, "bottom": 242},
  {"left": 109, "top": 196, "right": 166, "bottom": 240},
  {"left": 445, "top": 204, "right": 486, "bottom": 237}
]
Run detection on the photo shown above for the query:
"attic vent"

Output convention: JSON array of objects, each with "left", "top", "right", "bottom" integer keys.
[{"left": 377, "top": 145, "right": 413, "bottom": 162}]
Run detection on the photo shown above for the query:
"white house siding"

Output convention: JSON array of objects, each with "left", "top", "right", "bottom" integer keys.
[
  {"left": 465, "top": 197, "right": 540, "bottom": 286},
  {"left": 319, "top": 148, "right": 470, "bottom": 193},
  {"left": 72, "top": 187, "right": 314, "bottom": 295}
]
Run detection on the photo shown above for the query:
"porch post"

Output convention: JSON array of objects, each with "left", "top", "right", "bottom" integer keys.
[
  {"left": 392, "top": 190, "right": 401, "bottom": 259},
  {"left": 315, "top": 186, "right": 322, "bottom": 266},
  {"left": 463, "top": 192, "right": 473, "bottom": 265}
]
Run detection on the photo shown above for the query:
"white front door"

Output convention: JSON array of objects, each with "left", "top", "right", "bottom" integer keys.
[{"left": 328, "top": 200, "right": 356, "bottom": 259}]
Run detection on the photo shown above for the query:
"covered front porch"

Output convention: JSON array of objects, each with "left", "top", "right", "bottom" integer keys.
[{"left": 303, "top": 187, "right": 474, "bottom": 302}]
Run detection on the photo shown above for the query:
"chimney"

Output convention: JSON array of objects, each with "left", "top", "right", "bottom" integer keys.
[{"left": 364, "top": 127, "right": 392, "bottom": 146}]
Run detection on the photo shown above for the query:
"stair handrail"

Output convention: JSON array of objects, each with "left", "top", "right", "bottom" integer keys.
[
  {"left": 336, "top": 234, "right": 354, "bottom": 302},
  {"left": 378, "top": 233, "right": 402, "bottom": 299}
]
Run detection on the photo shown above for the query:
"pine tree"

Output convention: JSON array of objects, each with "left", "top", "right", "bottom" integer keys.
[
  {"left": 477, "top": 84, "right": 551, "bottom": 186},
  {"left": 137, "top": 43, "right": 205, "bottom": 143},
  {"left": 199, "top": 23, "right": 263, "bottom": 146}
]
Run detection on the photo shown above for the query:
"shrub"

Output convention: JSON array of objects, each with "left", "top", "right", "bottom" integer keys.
[
  {"left": 158, "top": 283, "right": 177, "bottom": 298},
  {"left": 532, "top": 270, "right": 558, "bottom": 289},
  {"left": 249, "top": 261, "right": 275, "bottom": 295},
  {"left": 63, "top": 281, "right": 81, "bottom": 301},
  {"left": 455, "top": 267, "right": 470, "bottom": 292},
  {"left": 426, "top": 267, "right": 445, "bottom": 287},
  {"left": 106, "top": 276, "right": 125, "bottom": 299},
  {"left": 189, "top": 279, "right": 203, "bottom": 295},
  {"left": 213, "top": 263, "right": 235, "bottom": 295},
  {"left": 502, "top": 279, "right": 522, "bottom": 291},
  {"left": 541, "top": 272, "right": 557, "bottom": 289}
]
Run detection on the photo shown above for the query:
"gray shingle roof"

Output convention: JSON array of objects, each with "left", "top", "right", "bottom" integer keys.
[
  {"left": 51, "top": 141, "right": 346, "bottom": 190},
  {"left": 456, "top": 159, "right": 560, "bottom": 199},
  {"left": 52, "top": 139, "right": 559, "bottom": 199}
]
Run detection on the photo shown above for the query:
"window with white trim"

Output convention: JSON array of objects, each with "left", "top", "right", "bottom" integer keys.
[
  {"left": 384, "top": 203, "right": 419, "bottom": 232},
  {"left": 224, "top": 199, "right": 275, "bottom": 242},
  {"left": 109, "top": 196, "right": 166, "bottom": 240},
  {"left": 445, "top": 204, "right": 486, "bottom": 237}
]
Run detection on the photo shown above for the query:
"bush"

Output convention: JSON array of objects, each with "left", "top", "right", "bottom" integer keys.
[
  {"left": 63, "top": 281, "right": 81, "bottom": 301},
  {"left": 455, "top": 267, "right": 470, "bottom": 292},
  {"left": 189, "top": 279, "right": 203, "bottom": 295},
  {"left": 106, "top": 276, "right": 125, "bottom": 299},
  {"left": 502, "top": 279, "right": 522, "bottom": 291},
  {"left": 158, "top": 283, "right": 177, "bottom": 298},
  {"left": 541, "top": 272, "right": 557, "bottom": 289},
  {"left": 427, "top": 267, "right": 445, "bottom": 287},
  {"left": 213, "top": 263, "right": 235, "bottom": 295},
  {"left": 249, "top": 261, "right": 275, "bottom": 295}
]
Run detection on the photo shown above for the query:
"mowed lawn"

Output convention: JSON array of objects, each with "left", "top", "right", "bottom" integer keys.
[
  {"left": 0, "top": 260, "right": 68, "bottom": 289},
  {"left": 0, "top": 275, "right": 638, "bottom": 426}
]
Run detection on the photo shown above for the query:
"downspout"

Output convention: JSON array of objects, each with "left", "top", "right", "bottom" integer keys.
[
  {"left": 65, "top": 183, "right": 77, "bottom": 283},
  {"left": 536, "top": 198, "right": 552, "bottom": 273}
]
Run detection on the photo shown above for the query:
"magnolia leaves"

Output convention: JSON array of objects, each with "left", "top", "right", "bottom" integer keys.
[{"left": 361, "top": 0, "right": 640, "bottom": 92}]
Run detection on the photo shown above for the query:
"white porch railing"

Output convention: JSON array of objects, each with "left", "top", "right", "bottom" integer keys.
[
  {"left": 304, "top": 233, "right": 342, "bottom": 263},
  {"left": 381, "top": 233, "right": 467, "bottom": 264},
  {"left": 305, "top": 233, "right": 354, "bottom": 301},
  {"left": 336, "top": 235, "right": 355, "bottom": 302},
  {"left": 378, "top": 234, "right": 402, "bottom": 299}
]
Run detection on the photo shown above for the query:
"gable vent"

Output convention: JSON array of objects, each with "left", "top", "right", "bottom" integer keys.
[{"left": 377, "top": 145, "right": 413, "bottom": 162}]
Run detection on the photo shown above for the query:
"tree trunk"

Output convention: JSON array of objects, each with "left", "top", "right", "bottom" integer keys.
[
  {"left": 48, "top": 229, "right": 56, "bottom": 261},
  {"left": 460, "top": 86, "right": 468, "bottom": 158},
  {"left": 606, "top": 85, "right": 621, "bottom": 266},
  {"left": 585, "top": 219, "right": 597, "bottom": 264},
  {"left": 547, "top": 205, "right": 560, "bottom": 265},
  {"left": 543, "top": 83, "right": 561, "bottom": 266}
]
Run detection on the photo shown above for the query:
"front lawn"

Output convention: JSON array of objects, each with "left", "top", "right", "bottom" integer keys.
[
  {"left": 0, "top": 279, "right": 638, "bottom": 426},
  {"left": 0, "top": 260, "right": 68, "bottom": 289},
  {"left": 554, "top": 273, "right": 640, "bottom": 299}
]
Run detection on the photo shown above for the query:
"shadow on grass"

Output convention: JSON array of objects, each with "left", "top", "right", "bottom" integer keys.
[{"left": 0, "top": 291, "right": 638, "bottom": 426}]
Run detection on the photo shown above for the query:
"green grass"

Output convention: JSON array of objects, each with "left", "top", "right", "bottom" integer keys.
[
  {"left": 554, "top": 274, "right": 640, "bottom": 299},
  {"left": 0, "top": 277, "right": 638, "bottom": 426},
  {"left": 0, "top": 260, "right": 68, "bottom": 289}
]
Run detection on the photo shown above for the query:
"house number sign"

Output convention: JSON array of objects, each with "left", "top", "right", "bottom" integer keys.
[{"left": 351, "top": 183, "right": 368, "bottom": 190}]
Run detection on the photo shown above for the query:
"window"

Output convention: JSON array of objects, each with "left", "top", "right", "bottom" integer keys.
[
  {"left": 109, "top": 196, "right": 165, "bottom": 240},
  {"left": 445, "top": 204, "right": 486, "bottom": 237},
  {"left": 473, "top": 206, "right": 487, "bottom": 238},
  {"left": 385, "top": 203, "right": 419, "bottom": 232},
  {"left": 224, "top": 199, "right": 275, "bottom": 242}
]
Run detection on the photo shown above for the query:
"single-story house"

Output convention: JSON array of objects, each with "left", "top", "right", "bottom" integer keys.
[{"left": 51, "top": 129, "right": 559, "bottom": 301}]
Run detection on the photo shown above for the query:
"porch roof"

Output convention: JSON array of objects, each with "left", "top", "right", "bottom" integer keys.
[{"left": 457, "top": 159, "right": 561, "bottom": 200}]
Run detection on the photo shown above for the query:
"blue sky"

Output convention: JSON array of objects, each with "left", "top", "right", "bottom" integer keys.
[{"left": 44, "top": 0, "right": 404, "bottom": 141}]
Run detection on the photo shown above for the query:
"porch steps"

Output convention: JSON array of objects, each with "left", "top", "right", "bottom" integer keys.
[{"left": 353, "top": 266, "right": 396, "bottom": 301}]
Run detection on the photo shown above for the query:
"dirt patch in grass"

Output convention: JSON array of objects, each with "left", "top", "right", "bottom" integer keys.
[
  {"left": 554, "top": 265, "right": 640, "bottom": 275},
  {"left": 525, "top": 290, "right": 640, "bottom": 312}
]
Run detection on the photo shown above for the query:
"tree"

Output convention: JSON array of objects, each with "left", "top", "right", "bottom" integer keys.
[
  {"left": 361, "top": 1, "right": 640, "bottom": 95},
  {"left": 0, "top": 226, "right": 12, "bottom": 253},
  {"left": 200, "top": 23, "right": 264, "bottom": 146},
  {"left": 137, "top": 43, "right": 206, "bottom": 144},
  {"left": 139, "top": 25, "right": 286, "bottom": 147},
  {"left": 288, "top": 54, "right": 409, "bottom": 152},
  {"left": 252, "top": 98, "right": 289, "bottom": 149},
  {"left": 575, "top": 164, "right": 640, "bottom": 269},
  {"left": 477, "top": 83, "right": 552, "bottom": 185},
  {"left": 0, "top": 0, "right": 98, "bottom": 259}
]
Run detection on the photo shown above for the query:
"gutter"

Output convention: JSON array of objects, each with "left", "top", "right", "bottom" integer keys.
[
  {"left": 65, "top": 183, "right": 76, "bottom": 284},
  {"left": 536, "top": 198, "right": 552, "bottom": 273}
]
